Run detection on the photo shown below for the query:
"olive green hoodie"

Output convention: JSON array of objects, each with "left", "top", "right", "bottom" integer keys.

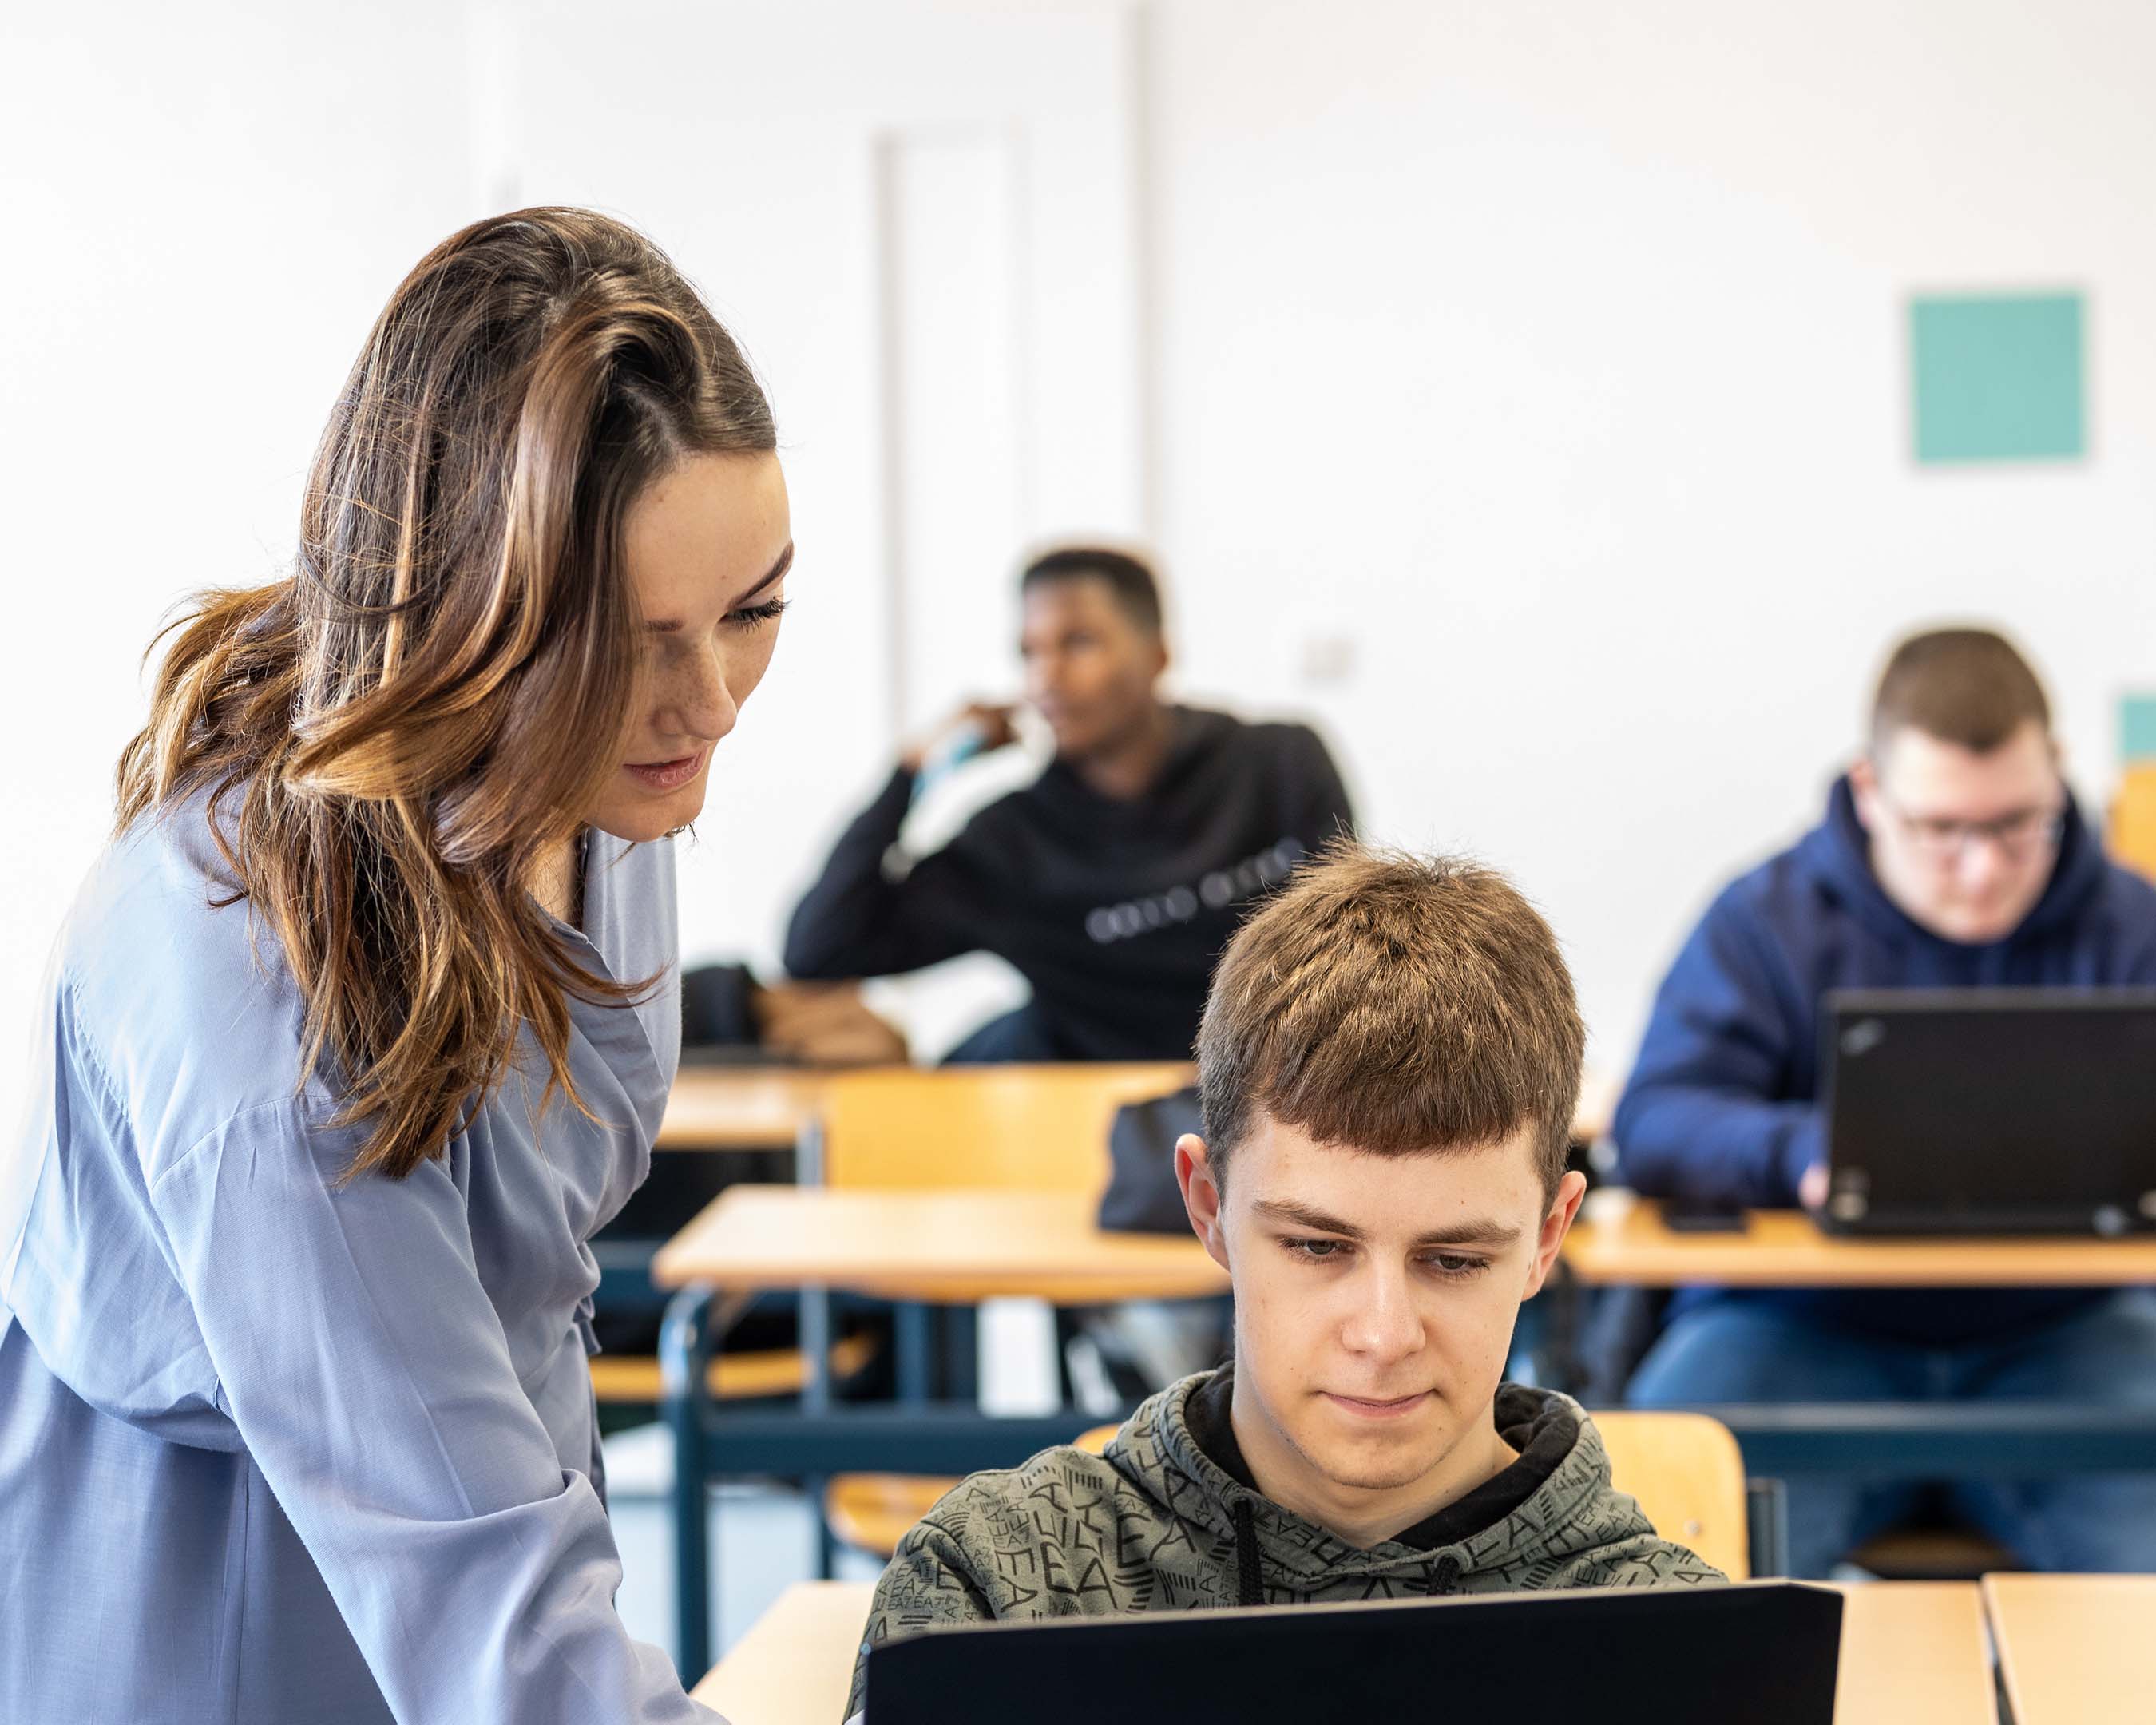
[{"left": 846, "top": 1370, "right": 1723, "bottom": 1719}]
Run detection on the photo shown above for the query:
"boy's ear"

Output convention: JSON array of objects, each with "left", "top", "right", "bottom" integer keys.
[
  {"left": 1848, "top": 754, "right": 1881, "bottom": 832},
  {"left": 1175, "top": 1133, "right": 1230, "bottom": 1271},
  {"left": 1520, "top": 1169, "right": 1588, "bottom": 1301}
]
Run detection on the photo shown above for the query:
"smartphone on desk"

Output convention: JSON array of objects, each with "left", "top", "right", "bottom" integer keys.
[{"left": 1659, "top": 1200, "right": 1749, "bottom": 1233}]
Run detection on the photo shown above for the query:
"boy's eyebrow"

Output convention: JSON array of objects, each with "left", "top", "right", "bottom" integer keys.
[{"left": 1250, "top": 1197, "right": 1523, "bottom": 1250}]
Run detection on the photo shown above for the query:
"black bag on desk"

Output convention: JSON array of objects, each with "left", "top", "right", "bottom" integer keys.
[
  {"left": 1098, "top": 1085, "right": 1204, "bottom": 1234},
  {"left": 680, "top": 962, "right": 763, "bottom": 1050}
]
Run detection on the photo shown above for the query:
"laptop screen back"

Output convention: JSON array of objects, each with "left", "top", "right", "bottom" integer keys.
[
  {"left": 866, "top": 1582, "right": 1842, "bottom": 1725},
  {"left": 1823, "top": 988, "right": 2156, "bottom": 1231}
]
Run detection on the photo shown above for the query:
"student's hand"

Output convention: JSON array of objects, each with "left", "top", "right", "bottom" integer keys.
[
  {"left": 900, "top": 702, "right": 1017, "bottom": 775},
  {"left": 1797, "top": 1162, "right": 1830, "bottom": 1212},
  {"left": 752, "top": 981, "right": 909, "bottom": 1065}
]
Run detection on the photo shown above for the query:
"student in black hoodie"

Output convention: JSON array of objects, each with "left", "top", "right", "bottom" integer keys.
[{"left": 783, "top": 546, "right": 1354, "bottom": 1060}]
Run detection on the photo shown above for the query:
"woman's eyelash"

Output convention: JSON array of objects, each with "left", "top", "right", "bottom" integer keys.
[{"left": 727, "top": 597, "right": 790, "bottom": 628}]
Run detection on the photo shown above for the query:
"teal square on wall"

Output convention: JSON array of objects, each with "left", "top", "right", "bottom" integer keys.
[
  {"left": 1910, "top": 291, "right": 2085, "bottom": 463},
  {"left": 2122, "top": 694, "right": 2156, "bottom": 765}
]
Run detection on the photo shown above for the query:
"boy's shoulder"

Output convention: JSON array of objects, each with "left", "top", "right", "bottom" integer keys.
[
  {"left": 1524, "top": 1517, "right": 1728, "bottom": 1590},
  {"left": 1531, "top": 1404, "right": 1728, "bottom": 1589},
  {"left": 850, "top": 1434, "right": 1167, "bottom": 1714},
  {"left": 909, "top": 1437, "right": 1146, "bottom": 1565}
]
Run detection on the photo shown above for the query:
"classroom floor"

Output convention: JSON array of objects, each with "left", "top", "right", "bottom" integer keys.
[{"left": 604, "top": 1422, "right": 883, "bottom": 1679}]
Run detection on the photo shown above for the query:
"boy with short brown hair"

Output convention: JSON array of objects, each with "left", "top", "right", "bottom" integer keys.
[{"left": 847, "top": 846, "right": 1718, "bottom": 1720}]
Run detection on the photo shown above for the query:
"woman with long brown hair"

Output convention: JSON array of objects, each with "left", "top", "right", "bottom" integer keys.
[{"left": 0, "top": 208, "right": 787, "bottom": 1722}]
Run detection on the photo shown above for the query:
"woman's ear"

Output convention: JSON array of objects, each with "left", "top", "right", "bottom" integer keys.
[{"left": 1175, "top": 1133, "right": 1230, "bottom": 1270}]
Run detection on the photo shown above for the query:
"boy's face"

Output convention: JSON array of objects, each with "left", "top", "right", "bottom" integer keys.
[
  {"left": 1177, "top": 1112, "right": 1583, "bottom": 1524},
  {"left": 1018, "top": 577, "right": 1167, "bottom": 761},
  {"left": 1849, "top": 720, "right": 2063, "bottom": 946}
]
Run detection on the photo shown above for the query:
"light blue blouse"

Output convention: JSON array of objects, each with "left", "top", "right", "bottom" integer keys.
[{"left": 0, "top": 797, "right": 726, "bottom": 1723}]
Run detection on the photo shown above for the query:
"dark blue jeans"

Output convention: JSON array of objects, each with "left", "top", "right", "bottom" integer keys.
[{"left": 1626, "top": 1289, "right": 2156, "bottom": 1576}]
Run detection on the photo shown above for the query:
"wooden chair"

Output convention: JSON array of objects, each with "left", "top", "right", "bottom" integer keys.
[
  {"left": 1589, "top": 1409, "right": 1755, "bottom": 1579},
  {"left": 1845, "top": 1524, "right": 2019, "bottom": 1580},
  {"left": 826, "top": 1422, "right": 1122, "bottom": 1557},
  {"left": 814, "top": 1062, "right": 1191, "bottom": 1556},
  {"left": 590, "top": 1331, "right": 878, "bottom": 1408},
  {"left": 809, "top": 1061, "right": 1197, "bottom": 1308},
  {"left": 810, "top": 1062, "right": 1194, "bottom": 1193}
]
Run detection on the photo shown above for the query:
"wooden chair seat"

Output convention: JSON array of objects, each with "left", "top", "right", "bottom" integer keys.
[
  {"left": 590, "top": 1331, "right": 878, "bottom": 1405},
  {"left": 1588, "top": 1409, "right": 1751, "bottom": 1580},
  {"left": 814, "top": 1063, "right": 1194, "bottom": 1191},
  {"left": 826, "top": 1423, "right": 1120, "bottom": 1557},
  {"left": 1847, "top": 1525, "right": 2019, "bottom": 1580},
  {"left": 812, "top": 1065, "right": 1189, "bottom": 1558}
]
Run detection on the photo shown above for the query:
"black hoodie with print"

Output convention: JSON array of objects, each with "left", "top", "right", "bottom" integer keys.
[{"left": 783, "top": 708, "right": 1352, "bottom": 1060}]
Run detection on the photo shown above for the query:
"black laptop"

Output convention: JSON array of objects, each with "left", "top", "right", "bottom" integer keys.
[
  {"left": 1821, "top": 988, "right": 2156, "bottom": 1235},
  {"left": 864, "top": 1583, "right": 1841, "bottom": 1725}
]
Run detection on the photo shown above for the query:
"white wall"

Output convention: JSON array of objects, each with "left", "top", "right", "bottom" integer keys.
[
  {"left": 1, "top": 5, "right": 479, "bottom": 1127},
  {"left": 498, "top": 0, "right": 1146, "bottom": 997},
  {"left": 10, "top": 0, "right": 2156, "bottom": 1117},
  {"left": 1147, "top": 0, "right": 2156, "bottom": 1069}
]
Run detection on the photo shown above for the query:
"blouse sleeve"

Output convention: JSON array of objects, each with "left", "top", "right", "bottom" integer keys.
[{"left": 147, "top": 1097, "right": 727, "bottom": 1725}]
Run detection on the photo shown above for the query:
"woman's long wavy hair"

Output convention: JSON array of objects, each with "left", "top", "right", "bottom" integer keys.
[{"left": 115, "top": 208, "right": 776, "bottom": 1180}]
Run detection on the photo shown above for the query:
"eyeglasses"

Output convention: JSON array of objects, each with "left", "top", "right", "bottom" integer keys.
[{"left": 1874, "top": 787, "right": 2065, "bottom": 863}]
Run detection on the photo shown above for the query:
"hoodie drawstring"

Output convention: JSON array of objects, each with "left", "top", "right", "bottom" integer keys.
[
  {"left": 1232, "top": 1498, "right": 1262, "bottom": 1608},
  {"left": 1433, "top": 1553, "right": 1462, "bottom": 1592}
]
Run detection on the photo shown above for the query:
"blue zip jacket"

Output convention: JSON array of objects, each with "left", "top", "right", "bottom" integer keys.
[{"left": 1615, "top": 775, "right": 2156, "bottom": 1344}]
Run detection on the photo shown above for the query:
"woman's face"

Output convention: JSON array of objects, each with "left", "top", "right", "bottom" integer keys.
[{"left": 589, "top": 450, "right": 792, "bottom": 843}]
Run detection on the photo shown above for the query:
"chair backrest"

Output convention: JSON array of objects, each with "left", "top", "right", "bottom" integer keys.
[
  {"left": 814, "top": 1063, "right": 1194, "bottom": 1192},
  {"left": 1587, "top": 1410, "right": 1750, "bottom": 1580}
]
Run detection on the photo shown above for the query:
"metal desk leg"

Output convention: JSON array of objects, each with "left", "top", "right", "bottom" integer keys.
[
  {"left": 946, "top": 1304, "right": 979, "bottom": 1403},
  {"left": 660, "top": 1283, "right": 716, "bottom": 1681},
  {"left": 895, "top": 1301, "right": 933, "bottom": 1405},
  {"left": 1744, "top": 1477, "right": 1789, "bottom": 1578},
  {"left": 802, "top": 1283, "right": 839, "bottom": 1580}
]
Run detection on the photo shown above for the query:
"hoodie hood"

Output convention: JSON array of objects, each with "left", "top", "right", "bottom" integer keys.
[
  {"left": 847, "top": 1370, "right": 1724, "bottom": 1718},
  {"left": 1106, "top": 1374, "right": 1674, "bottom": 1592},
  {"left": 1794, "top": 774, "right": 2105, "bottom": 951}
]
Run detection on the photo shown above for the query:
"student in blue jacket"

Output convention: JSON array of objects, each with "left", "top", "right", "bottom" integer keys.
[
  {"left": 0, "top": 209, "right": 788, "bottom": 1723},
  {"left": 1614, "top": 626, "right": 2156, "bottom": 1576}
]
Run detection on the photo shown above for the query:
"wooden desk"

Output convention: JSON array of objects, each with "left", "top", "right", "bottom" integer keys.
[
  {"left": 658, "top": 1066, "right": 838, "bottom": 1149},
  {"left": 659, "top": 1060, "right": 1192, "bottom": 1156},
  {"left": 692, "top": 1580, "right": 873, "bottom": 1722},
  {"left": 691, "top": 1581, "right": 1989, "bottom": 1725},
  {"left": 1565, "top": 1194, "right": 2156, "bottom": 1287},
  {"left": 652, "top": 1185, "right": 1227, "bottom": 1304},
  {"left": 656, "top": 1185, "right": 1222, "bottom": 1675},
  {"left": 1832, "top": 1582, "right": 1995, "bottom": 1725},
  {"left": 660, "top": 1063, "right": 1614, "bottom": 1157},
  {"left": 1982, "top": 1572, "right": 2156, "bottom": 1724}
]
